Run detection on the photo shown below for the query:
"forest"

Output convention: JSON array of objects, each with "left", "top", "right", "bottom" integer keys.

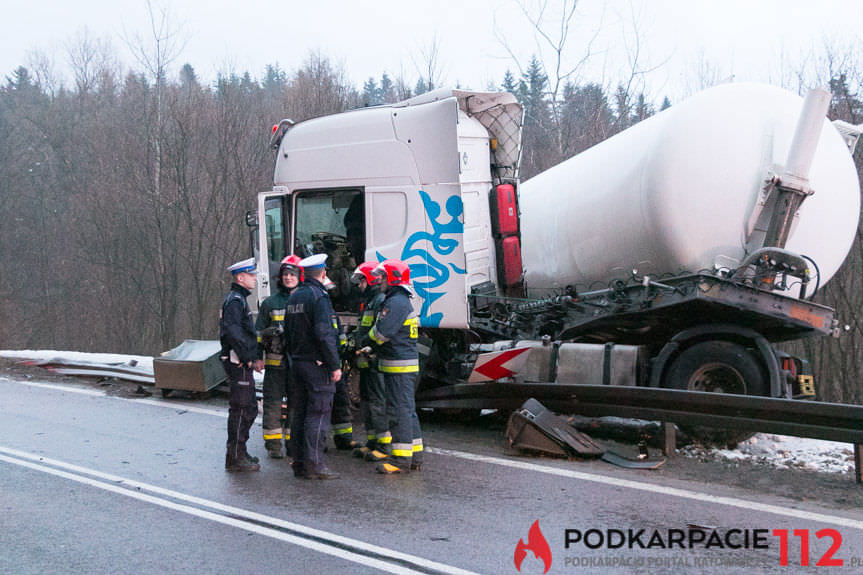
[{"left": 0, "top": 25, "right": 861, "bottom": 405}]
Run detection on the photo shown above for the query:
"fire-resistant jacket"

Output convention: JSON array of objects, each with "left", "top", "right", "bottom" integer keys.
[
  {"left": 219, "top": 283, "right": 260, "bottom": 365},
  {"left": 284, "top": 277, "right": 340, "bottom": 371},
  {"left": 363, "top": 286, "right": 419, "bottom": 373},
  {"left": 355, "top": 285, "right": 385, "bottom": 369},
  {"left": 256, "top": 282, "right": 293, "bottom": 368}
]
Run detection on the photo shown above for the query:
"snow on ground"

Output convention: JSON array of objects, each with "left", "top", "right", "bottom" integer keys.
[
  {"left": 681, "top": 434, "right": 857, "bottom": 475},
  {"left": 1, "top": 349, "right": 857, "bottom": 475},
  {"left": 0, "top": 349, "right": 154, "bottom": 370}
]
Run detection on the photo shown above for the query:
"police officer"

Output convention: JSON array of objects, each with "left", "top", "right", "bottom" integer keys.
[
  {"left": 256, "top": 255, "right": 302, "bottom": 459},
  {"left": 284, "top": 254, "right": 342, "bottom": 480},
  {"left": 220, "top": 257, "right": 264, "bottom": 472},
  {"left": 350, "top": 262, "right": 390, "bottom": 460},
  {"left": 362, "top": 259, "right": 423, "bottom": 474}
]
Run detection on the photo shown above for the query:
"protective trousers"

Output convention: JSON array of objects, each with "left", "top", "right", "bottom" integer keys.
[
  {"left": 223, "top": 360, "right": 258, "bottom": 462},
  {"left": 262, "top": 366, "right": 290, "bottom": 453},
  {"left": 385, "top": 372, "right": 422, "bottom": 469},
  {"left": 331, "top": 374, "right": 354, "bottom": 448},
  {"left": 290, "top": 360, "right": 335, "bottom": 475},
  {"left": 359, "top": 367, "right": 389, "bottom": 448}
]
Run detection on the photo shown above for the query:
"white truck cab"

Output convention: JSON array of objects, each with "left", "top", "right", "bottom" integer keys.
[{"left": 255, "top": 89, "right": 523, "bottom": 328}]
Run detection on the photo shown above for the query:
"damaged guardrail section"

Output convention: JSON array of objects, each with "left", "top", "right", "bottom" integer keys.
[{"left": 416, "top": 383, "right": 863, "bottom": 482}]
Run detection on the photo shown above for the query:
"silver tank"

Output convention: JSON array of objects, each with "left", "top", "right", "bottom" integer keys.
[{"left": 520, "top": 83, "right": 860, "bottom": 298}]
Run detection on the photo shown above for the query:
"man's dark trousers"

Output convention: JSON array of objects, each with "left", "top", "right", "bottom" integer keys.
[
  {"left": 290, "top": 359, "right": 335, "bottom": 475},
  {"left": 223, "top": 360, "right": 258, "bottom": 461}
]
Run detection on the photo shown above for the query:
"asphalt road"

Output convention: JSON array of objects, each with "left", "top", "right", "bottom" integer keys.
[{"left": 2, "top": 374, "right": 863, "bottom": 574}]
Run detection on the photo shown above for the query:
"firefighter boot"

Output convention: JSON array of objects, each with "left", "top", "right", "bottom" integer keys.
[
  {"left": 364, "top": 444, "right": 391, "bottom": 463},
  {"left": 410, "top": 454, "right": 423, "bottom": 472},
  {"left": 265, "top": 440, "right": 283, "bottom": 459},
  {"left": 333, "top": 435, "right": 358, "bottom": 451},
  {"left": 353, "top": 435, "right": 376, "bottom": 458},
  {"left": 352, "top": 445, "right": 371, "bottom": 458},
  {"left": 376, "top": 458, "right": 410, "bottom": 475}
]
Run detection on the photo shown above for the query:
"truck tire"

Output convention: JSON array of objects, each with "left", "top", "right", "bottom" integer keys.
[
  {"left": 663, "top": 340, "right": 767, "bottom": 447},
  {"left": 664, "top": 341, "right": 768, "bottom": 396}
]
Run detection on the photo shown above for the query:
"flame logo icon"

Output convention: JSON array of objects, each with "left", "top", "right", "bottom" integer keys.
[{"left": 514, "top": 520, "right": 552, "bottom": 573}]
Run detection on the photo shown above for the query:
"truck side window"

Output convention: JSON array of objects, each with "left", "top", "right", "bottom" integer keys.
[{"left": 294, "top": 189, "right": 364, "bottom": 311}]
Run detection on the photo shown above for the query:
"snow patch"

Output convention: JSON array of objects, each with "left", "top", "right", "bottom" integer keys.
[{"left": 682, "top": 433, "right": 856, "bottom": 475}]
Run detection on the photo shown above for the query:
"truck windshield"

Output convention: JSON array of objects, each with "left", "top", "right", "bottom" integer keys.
[{"left": 294, "top": 189, "right": 364, "bottom": 312}]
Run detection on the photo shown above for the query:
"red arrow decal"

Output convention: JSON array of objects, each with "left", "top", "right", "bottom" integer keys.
[{"left": 472, "top": 348, "right": 530, "bottom": 381}]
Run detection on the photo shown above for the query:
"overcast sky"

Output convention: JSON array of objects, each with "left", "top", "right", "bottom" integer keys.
[{"left": 2, "top": 0, "right": 862, "bottom": 100}]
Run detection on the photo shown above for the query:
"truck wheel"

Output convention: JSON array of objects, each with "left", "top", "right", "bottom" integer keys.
[
  {"left": 664, "top": 341, "right": 768, "bottom": 396},
  {"left": 663, "top": 341, "right": 767, "bottom": 447}
]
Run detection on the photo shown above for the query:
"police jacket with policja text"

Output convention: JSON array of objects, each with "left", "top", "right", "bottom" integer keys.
[
  {"left": 219, "top": 283, "right": 260, "bottom": 365},
  {"left": 284, "top": 277, "right": 340, "bottom": 371}
]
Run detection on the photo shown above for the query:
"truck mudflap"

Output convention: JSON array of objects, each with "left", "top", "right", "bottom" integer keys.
[{"left": 505, "top": 398, "right": 603, "bottom": 458}]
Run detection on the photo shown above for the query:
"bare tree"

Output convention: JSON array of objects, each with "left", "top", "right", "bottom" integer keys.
[{"left": 411, "top": 33, "right": 445, "bottom": 93}]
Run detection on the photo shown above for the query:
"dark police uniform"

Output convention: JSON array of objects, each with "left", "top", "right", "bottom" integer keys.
[
  {"left": 219, "top": 282, "right": 260, "bottom": 470},
  {"left": 284, "top": 276, "right": 340, "bottom": 478},
  {"left": 364, "top": 285, "right": 422, "bottom": 471},
  {"left": 256, "top": 281, "right": 294, "bottom": 458}
]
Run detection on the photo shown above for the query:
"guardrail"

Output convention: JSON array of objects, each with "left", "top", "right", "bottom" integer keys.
[{"left": 416, "top": 383, "right": 863, "bottom": 483}]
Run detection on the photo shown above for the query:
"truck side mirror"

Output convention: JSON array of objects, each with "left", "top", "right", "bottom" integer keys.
[{"left": 245, "top": 210, "right": 258, "bottom": 228}]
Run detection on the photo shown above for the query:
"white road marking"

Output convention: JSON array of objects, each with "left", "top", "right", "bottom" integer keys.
[
  {"left": 429, "top": 447, "right": 863, "bottom": 531},
  {"left": 0, "top": 446, "right": 477, "bottom": 575},
  {"left": 5, "top": 377, "right": 862, "bottom": 531},
  {"left": 3, "top": 378, "right": 227, "bottom": 417}
]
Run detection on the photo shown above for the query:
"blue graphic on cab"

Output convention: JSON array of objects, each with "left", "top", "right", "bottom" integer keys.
[{"left": 377, "top": 189, "right": 465, "bottom": 327}]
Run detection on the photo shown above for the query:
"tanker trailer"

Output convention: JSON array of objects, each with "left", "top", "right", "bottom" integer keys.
[
  {"left": 520, "top": 83, "right": 859, "bottom": 297},
  {"left": 504, "top": 83, "right": 861, "bottom": 399}
]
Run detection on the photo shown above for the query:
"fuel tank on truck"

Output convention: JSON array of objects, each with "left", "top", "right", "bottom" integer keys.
[{"left": 520, "top": 83, "right": 860, "bottom": 298}]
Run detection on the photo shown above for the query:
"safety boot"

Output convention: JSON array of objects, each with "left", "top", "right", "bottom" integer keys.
[
  {"left": 352, "top": 446, "right": 371, "bottom": 458},
  {"left": 364, "top": 448, "right": 390, "bottom": 462},
  {"left": 376, "top": 461, "right": 409, "bottom": 474},
  {"left": 226, "top": 453, "right": 261, "bottom": 472},
  {"left": 304, "top": 468, "right": 341, "bottom": 480},
  {"left": 333, "top": 435, "right": 358, "bottom": 451},
  {"left": 266, "top": 441, "right": 283, "bottom": 459}
]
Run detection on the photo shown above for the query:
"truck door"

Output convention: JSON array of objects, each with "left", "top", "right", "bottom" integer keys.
[
  {"left": 256, "top": 193, "right": 291, "bottom": 301},
  {"left": 292, "top": 187, "right": 364, "bottom": 312}
]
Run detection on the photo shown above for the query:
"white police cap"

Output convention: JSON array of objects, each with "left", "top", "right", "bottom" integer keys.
[
  {"left": 298, "top": 253, "right": 328, "bottom": 269},
  {"left": 227, "top": 257, "right": 256, "bottom": 275}
]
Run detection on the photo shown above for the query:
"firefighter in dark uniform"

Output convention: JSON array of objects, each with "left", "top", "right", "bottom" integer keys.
[
  {"left": 330, "top": 315, "right": 358, "bottom": 451},
  {"left": 350, "top": 262, "right": 390, "bottom": 460},
  {"left": 256, "top": 255, "right": 302, "bottom": 459},
  {"left": 220, "top": 257, "right": 264, "bottom": 472},
  {"left": 362, "top": 259, "right": 423, "bottom": 474},
  {"left": 284, "top": 253, "right": 342, "bottom": 480}
]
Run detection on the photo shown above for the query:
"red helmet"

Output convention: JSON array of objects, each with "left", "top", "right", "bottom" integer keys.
[
  {"left": 373, "top": 259, "right": 411, "bottom": 286},
  {"left": 352, "top": 261, "right": 381, "bottom": 286},
  {"left": 280, "top": 254, "right": 303, "bottom": 282}
]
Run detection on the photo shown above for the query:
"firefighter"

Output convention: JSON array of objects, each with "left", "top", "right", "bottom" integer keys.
[
  {"left": 330, "top": 315, "right": 358, "bottom": 451},
  {"left": 256, "top": 255, "right": 302, "bottom": 459},
  {"left": 284, "top": 253, "right": 342, "bottom": 480},
  {"left": 362, "top": 259, "right": 423, "bottom": 474},
  {"left": 350, "top": 262, "right": 390, "bottom": 460},
  {"left": 220, "top": 257, "right": 264, "bottom": 472}
]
